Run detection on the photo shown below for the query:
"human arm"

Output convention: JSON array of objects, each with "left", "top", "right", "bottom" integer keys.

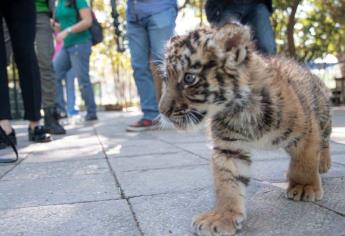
[{"left": 55, "top": 7, "right": 92, "bottom": 43}]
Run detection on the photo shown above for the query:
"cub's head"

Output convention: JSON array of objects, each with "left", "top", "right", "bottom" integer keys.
[{"left": 159, "top": 23, "right": 253, "bottom": 129}]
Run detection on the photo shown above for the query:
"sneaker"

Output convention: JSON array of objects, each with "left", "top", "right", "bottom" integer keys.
[
  {"left": 68, "top": 109, "right": 79, "bottom": 117},
  {"left": 126, "top": 119, "right": 159, "bottom": 132}
]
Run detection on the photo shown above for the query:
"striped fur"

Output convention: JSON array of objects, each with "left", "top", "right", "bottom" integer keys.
[{"left": 159, "top": 23, "right": 332, "bottom": 236}]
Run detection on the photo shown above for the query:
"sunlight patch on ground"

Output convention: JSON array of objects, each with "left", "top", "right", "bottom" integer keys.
[{"left": 331, "top": 127, "right": 345, "bottom": 144}]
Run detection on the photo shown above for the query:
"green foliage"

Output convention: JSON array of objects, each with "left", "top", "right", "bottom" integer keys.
[
  {"left": 272, "top": 0, "right": 345, "bottom": 61},
  {"left": 89, "top": 0, "right": 136, "bottom": 107}
]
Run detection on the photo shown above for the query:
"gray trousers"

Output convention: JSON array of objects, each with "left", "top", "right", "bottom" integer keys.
[{"left": 35, "top": 13, "right": 55, "bottom": 109}]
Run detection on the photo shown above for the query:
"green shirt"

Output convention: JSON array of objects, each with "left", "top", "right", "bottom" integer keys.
[
  {"left": 55, "top": 0, "right": 91, "bottom": 48},
  {"left": 36, "top": 0, "right": 50, "bottom": 13}
]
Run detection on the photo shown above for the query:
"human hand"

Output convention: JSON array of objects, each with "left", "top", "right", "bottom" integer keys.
[
  {"left": 51, "top": 19, "right": 61, "bottom": 32},
  {"left": 55, "top": 30, "right": 69, "bottom": 44}
]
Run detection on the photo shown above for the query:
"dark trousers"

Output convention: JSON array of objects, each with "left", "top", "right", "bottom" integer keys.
[
  {"left": 0, "top": 0, "right": 41, "bottom": 121},
  {"left": 206, "top": 2, "right": 276, "bottom": 55}
]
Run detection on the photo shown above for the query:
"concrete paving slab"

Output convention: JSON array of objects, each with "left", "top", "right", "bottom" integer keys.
[
  {"left": 1, "top": 109, "right": 344, "bottom": 236},
  {"left": 151, "top": 129, "right": 208, "bottom": 144},
  {"left": 317, "top": 177, "right": 345, "bottom": 215},
  {"left": 130, "top": 188, "right": 213, "bottom": 236},
  {"left": 252, "top": 159, "right": 345, "bottom": 182},
  {"left": 239, "top": 183, "right": 345, "bottom": 236},
  {"left": 330, "top": 141, "right": 345, "bottom": 155},
  {"left": 131, "top": 182, "right": 345, "bottom": 236},
  {"left": 0, "top": 200, "right": 140, "bottom": 236},
  {"left": 0, "top": 173, "right": 120, "bottom": 209},
  {"left": 252, "top": 149, "right": 289, "bottom": 161},
  {"left": 97, "top": 130, "right": 156, "bottom": 141},
  {"left": 333, "top": 153, "right": 345, "bottom": 165},
  {"left": 109, "top": 151, "right": 207, "bottom": 172},
  {"left": 103, "top": 139, "right": 181, "bottom": 158},
  {"left": 332, "top": 107, "right": 345, "bottom": 127},
  {"left": 174, "top": 142, "right": 212, "bottom": 159},
  {"left": 2, "top": 159, "right": 109, "bottom": 180},
  {"left": 0, "top": 145, "right": 31, "bottom": 159},
  {"left": 117, "top": 165, "right": 212, "bottom": 197},
  {"left": 23, "top": 144, "right": 104, "bottom": 163},
  {"left": 332, "top": 127, "right": 345, "bottom": 144},
  {"left": 0, "top": 164, "right": 16, "bottom": 178}
]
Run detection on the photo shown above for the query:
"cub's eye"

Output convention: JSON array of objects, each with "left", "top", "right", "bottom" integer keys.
[{"left": 183, "top": 73, "right": 198, "bottom": 85}]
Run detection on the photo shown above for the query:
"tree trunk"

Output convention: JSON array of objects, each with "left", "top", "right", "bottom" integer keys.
[{"left": 287, "top": 0, "right": 301, "bottom": 58}]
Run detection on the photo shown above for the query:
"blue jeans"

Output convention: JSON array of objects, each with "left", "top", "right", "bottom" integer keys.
[
  {"left": 221, "top": 3, "right": 276, "bottom": 55},
  {"left": 53, "top": 41, "right": 97, "bottom": 117},
  {"left": 55, "top": 68, "right": 79, "bottom": 116},
  {"left": 127, "top": 7, "right": 177, "bottom": 120}
]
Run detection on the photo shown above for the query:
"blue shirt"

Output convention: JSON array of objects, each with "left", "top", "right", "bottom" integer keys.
[{"left": 126, "top": 0, "right": 177, "bottom": 22}]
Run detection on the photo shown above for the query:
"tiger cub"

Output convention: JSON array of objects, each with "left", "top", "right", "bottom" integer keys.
[{"left": 159, "top": 22, "right": 332, "bottom": 236}]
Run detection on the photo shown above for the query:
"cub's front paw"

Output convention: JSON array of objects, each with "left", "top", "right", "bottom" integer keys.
[
  {"left": 192, "top": 211, "right": 245, "bottom": 236},
  {"left": 287, "top": 183, "right": 323, "bottom": 201}
]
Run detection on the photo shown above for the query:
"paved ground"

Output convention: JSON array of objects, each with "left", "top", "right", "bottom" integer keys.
[{"left": 0, "top": 108, "right": 345, "bottom": 236}]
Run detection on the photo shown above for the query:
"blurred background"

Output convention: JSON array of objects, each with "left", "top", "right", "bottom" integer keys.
[{"left": 6, "top": 0, "right": 345, "bottom": 118}]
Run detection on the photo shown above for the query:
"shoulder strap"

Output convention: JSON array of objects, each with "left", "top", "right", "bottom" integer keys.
[
  {"left": 72, "top": 0, "right": 81, "bottom": 21},
  {"left": 0, "top": 127, "right": 18, "bottom": 163},
  {"left": 73, "top": 0, "right": 93, "bottom": 20}
]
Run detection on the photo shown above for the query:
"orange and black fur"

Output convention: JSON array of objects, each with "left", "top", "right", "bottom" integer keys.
[{"left": 159, "top": 23, "right": 332, "bottom": 236}]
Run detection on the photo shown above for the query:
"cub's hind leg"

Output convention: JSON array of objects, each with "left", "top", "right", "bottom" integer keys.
[
  {"left": 319, "top": 120, "right": 332, "bottom": 174},
  {"left": 319, "top": 143, "right": 331, "bottom": 174},
  {"left": 285, "top": 124, "right": 324, "bottom": 202}
]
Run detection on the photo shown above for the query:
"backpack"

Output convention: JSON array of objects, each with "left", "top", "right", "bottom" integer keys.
[{"left": 72, "top": 0, "right": 103, "bottom": 46}]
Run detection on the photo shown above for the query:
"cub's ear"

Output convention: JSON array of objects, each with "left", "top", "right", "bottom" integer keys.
[{"left": 214, "top": 22, "right": 252, "bottom": 65}]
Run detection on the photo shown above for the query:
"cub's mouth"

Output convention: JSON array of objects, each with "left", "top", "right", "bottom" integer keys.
[{"left": 165, "top": 109, "right": 207, "bottom": 130}]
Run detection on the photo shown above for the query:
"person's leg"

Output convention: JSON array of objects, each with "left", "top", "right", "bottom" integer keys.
[
  {"left": 55, "top": 76, "right": 67, "bottom": 115},
  {"left": 66, "top": 69, "right": 78, "bottom": 115},
  {"left": 53, "top": 47, "right": 71, "bottom": 115},
  {"left": 3, "top": 0, "right": 51, "bottom": 142},
  {"left": 127, "top": 20, "right": 158, "bottom": 120},
  {"left": 4, "top": 0, "right": 42, "bottom": 122},
  {"left": 243, "top": 3, "right": 276, "bottom": 55},
  {"left": 0, "top": 16, "right": 12, "bottom": 125},
  {"left": 68, "top": 41, "right": 97, "bottom": 119},
  {"left": 148, "top": 7, "right": 177, "bottom": 74},
  {"left": 35, "top": 13, "right": 56, "bottom": 109},
  {"left": 35, "top": 13, "right": 65, "bottom": 134}
]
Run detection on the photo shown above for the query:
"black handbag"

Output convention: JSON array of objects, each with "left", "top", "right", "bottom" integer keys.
[
  {"left": 0, "top": 127, "right": 18, "bottom": 163},
  {"left": 89, "top": 11, "right": 103, "bottom": 45},
  {"left": 72, "top": 0, "right": 103, "bottom": 46}
]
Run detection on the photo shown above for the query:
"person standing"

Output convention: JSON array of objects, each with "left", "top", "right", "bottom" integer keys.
[
  {"left": 53, "top": 38, "right": 79, "bottom": 118},
  {"left": 205, "top": 0, "right": 276, "bottom": 55},
  {"left": 53, "top": 0, "right": 98, "bottom": 121},
  {"left": 126, "top": 0, "right": 177, "bottom": 132},
  {"left": 0, "top": 0, "right": 51, "bottom": 155},
  {"left": 35, "top": 0, "right": 66, "bottom": 134}
]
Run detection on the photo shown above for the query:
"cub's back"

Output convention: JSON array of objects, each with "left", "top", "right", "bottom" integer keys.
[{"left": 268, "top": 56, "right": 331, "bottom": 133}]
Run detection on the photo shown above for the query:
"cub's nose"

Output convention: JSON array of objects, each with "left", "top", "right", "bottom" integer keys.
[{"left": 159, "top": 99, "right": 175, "bottom": 117}]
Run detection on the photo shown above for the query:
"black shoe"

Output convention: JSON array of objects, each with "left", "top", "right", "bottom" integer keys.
[
  {"left": 54, "top": 109, "right": 67, "bottom": 120},
  {"left": 85, "top": 114, "right": 98, "bottom": 121},
  {"left": 44, "top": 107, "right": 66, "bottom": 135},
  {"left": 0, "top": 127, "right": 18, "bottom": 163},
  {"left": 28, "top": 126, "right": 52, "bottom": 143}
]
